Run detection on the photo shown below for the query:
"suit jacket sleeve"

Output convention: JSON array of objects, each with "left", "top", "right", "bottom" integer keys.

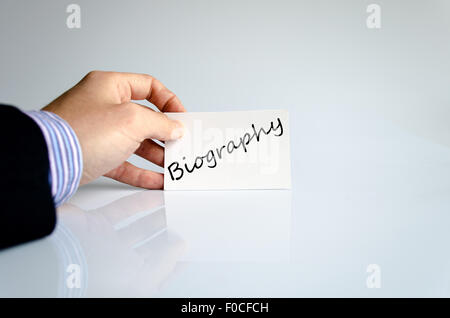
[{"left": 0, "top": 104, "right": 56, "bottom": 249}]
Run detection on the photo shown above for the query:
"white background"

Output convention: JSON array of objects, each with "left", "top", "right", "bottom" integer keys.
[{"left": 0, "top": 0, "right": 450, "bottom": 297}]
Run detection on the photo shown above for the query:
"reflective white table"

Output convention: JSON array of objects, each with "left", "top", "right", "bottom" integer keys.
[{"left": 1, "top": 111, "right": 450, "bottom": 297}]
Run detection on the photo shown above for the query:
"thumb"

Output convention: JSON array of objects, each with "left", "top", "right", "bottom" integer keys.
[{"left": 130, "top": 102, "right": 185, "bottom": 141}]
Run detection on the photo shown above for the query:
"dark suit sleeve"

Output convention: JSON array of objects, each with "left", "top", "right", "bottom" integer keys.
[{"left": 0, "top": 104, "right": 56, "bottom": 249}]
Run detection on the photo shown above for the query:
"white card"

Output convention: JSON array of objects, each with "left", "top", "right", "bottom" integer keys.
[{"left": 164, "top": 110, "right": 291, "bottom": 190}]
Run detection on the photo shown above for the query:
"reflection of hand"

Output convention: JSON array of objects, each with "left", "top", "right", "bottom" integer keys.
[
  {"left": 59, "top": 190, "right": 185, "bottom": 297},
  {"left": 43, "top": 71, "right": 186, "bottom": 189}
]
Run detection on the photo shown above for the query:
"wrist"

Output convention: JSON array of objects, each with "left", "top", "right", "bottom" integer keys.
[{"left": 25, "top": 110, "right": 83, "bottom": 206}]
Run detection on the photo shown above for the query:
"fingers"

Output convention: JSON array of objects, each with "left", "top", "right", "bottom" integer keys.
[
  {"left": 135, "top": 139, "right": 164, "bottom": 167},
  {"left": 147, "top": 77, "right": 186, "bottom": 113},
  {"left": 104, "top": 161, "right": 164, "bottom": 189},
  {"left": 132, "top": 102, "right": 184, "bottom": 141},
  {"left": 116, "top": 207, "right": 166, "bottom": 249},
  {"left": 114, "top": 72, "right": 186, "bottom": 112},
  {"left": 94, "top": 190, "right": 165, "bottom": 224}
]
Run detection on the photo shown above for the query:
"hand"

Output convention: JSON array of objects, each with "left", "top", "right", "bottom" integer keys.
[
  {"left": 43, "top": 71, "right": 186, "bottom": 189},
  {"left": 59, "top": 189, "right": 185, "bottom": 296}
]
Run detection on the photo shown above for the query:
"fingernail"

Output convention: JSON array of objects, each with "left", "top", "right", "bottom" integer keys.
[{"left": 170, "top": 120, "right": 184, "bottom": 139}]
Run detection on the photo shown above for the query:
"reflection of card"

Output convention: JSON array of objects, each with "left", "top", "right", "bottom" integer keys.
[
  {"left": 164, "top": 110, "right": 291, "bottom": 190},
  {"left": 164, "top": 190, "right": 291, "bottom": 262}
]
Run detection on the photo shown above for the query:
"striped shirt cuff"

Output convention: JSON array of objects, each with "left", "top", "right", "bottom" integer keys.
[{"left": 26, "top": 110, "right": 83, "bottom": 207}]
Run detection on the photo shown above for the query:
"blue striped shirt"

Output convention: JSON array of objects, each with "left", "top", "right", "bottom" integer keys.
[{"left": 26, "top": 111, "right": 83, "bottom": 207}]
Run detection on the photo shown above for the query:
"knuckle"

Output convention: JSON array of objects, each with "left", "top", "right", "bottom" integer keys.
[
  {"left": 85, "top": 70, "right": 117, "bottom": 83},
  {"left": 142, "top": 73, "right": 154, "bottom": 81},
  {"left": 139, "top": 73, "right": 155, "bottom": 88},
  {"left": 84, "top": 70, "right": 102, "bottom": 80}
]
